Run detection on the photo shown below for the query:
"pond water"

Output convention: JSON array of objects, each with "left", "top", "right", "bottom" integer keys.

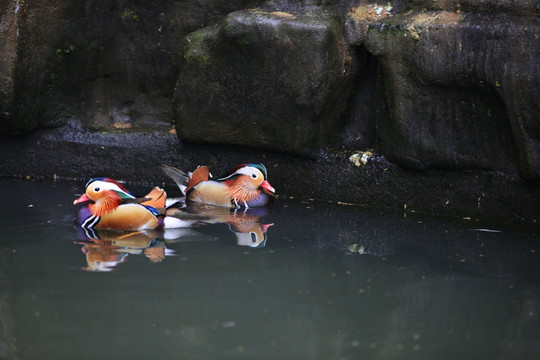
[{"left": 0, "top": 178, "right": 539, "bottom": 360}]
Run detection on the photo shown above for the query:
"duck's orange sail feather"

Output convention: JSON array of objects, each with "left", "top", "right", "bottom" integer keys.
[
  {"left": 186, "top": 166, "right": 210, "bottom": 193},
  {"left": 141, "top": 187, "right": 167, "bottom": 209}
]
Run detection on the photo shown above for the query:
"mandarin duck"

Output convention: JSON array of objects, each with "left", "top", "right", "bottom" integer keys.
[
  {"left": 74, "top": 178, "right": 206, "bottom": 230},
  {"left": 162, "top": 163, "right": 275, "bottom": 208}
]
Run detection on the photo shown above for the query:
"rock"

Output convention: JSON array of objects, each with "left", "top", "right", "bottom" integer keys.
[
  {"left": 0, "top": 0, "right": 262, "bottom": 135},
  {"left": 0, "top": 0, "right": 66, "bottom": 134},
  {"left": 365, "top": 9, "right": 540, "bottom": 179},
  {"left": 174, "top": 9, "right": 361, "bottom": 156},
  {"left": 345, "top": 3, "right": 394, "bottom": 45}
]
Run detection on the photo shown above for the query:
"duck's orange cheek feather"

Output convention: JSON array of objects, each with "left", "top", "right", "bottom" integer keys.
[{"left": 95, "top": 204, "right": 159, "bottom": 230}]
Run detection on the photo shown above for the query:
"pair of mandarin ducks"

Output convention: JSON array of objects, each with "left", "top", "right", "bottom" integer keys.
[{"left": 74, "top": 163, "right": 276, "bottom": 231}]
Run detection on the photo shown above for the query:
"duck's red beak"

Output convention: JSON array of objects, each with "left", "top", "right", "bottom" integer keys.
[
  {"left": 260, "top": 180, "right": 275, "bottom": 194},
  {"left": 260, "top": 223, "right": 274, "bottom": 233},
  {"left": 74, "top": 193, "right": 91, "bottom": 205}
]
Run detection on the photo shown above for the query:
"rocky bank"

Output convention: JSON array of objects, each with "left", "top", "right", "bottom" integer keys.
[{"left": 0, "top": 0, "right": 538, "bottom": 226}]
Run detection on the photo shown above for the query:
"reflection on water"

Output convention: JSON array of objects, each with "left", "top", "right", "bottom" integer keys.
[
  {"left": 0, "top": 179, "right": 539, "bottom": 359},
  {"left": 76, "top": 229, "right": 175, "bottom": 271},
  {"left": 75, "top": 205, "right": 273, "bottom": 271},
  {"left": 185, "top": 203, "right": 273, "bottom": 248}
]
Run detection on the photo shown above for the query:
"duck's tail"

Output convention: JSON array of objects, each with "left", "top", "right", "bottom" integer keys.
[{"left": 162, "top": 164, "right": 189, "bottom": 195}]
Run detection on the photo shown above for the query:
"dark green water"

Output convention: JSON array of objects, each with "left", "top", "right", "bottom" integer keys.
[{"left": 0, "top": 179, "right": 539, "bottom": 360}]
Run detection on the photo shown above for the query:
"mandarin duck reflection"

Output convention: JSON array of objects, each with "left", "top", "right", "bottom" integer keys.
[
  {"left": 229, "top": 219, "right": 273, "bottom": 248},
  {"left": 77, "top": 229, "right": 173, "bottom": 272},
  {"left": 74, "top": 178, "right": 206, "bottom": 230},
  {"left": 162, "top": 163, "right": 275, "bottom": 208},
  {"left": 186, "top": 204, "right": 273, "bottom": 248}
]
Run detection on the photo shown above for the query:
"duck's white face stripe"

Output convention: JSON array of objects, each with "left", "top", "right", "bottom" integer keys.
[
  {"left": 88, "top": 181, "right": 134, "bottom": 198},
  {"left": 218, "top": 166, "right": 263, "bottom": 181},
  {"left": 234, "top": 167, "right": 263, "bottom": 179}
]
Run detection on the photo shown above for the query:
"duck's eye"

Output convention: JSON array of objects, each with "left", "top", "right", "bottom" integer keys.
[
  {"left": 251, "top": 174, "right": 257, "bottom": 179},
  {"left": 94, "top": 187, "right": 100, "bottom": 192}
]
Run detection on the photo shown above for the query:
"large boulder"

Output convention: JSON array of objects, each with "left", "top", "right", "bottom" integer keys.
[
  {"left": 364, "top": 5, "right": 540, "bottom": 179},
  {"left": 174, "top": 9, "right": 361, "bottom": 156}
]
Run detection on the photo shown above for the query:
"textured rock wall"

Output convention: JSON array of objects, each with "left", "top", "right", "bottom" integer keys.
[
  {"left": 171, "top": 0, "right": 539, "bottom": 180},
  {"left": 364, "top": 4, "right": 540, "bottom": 179},
  {"left": 0, "top": 0, "right": 69, "bottom": 133},
  {"left": 0, "top": 0, "right": 263, "bottom": 133}
]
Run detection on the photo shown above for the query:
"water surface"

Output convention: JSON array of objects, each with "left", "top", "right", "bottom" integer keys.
[{"left": 0, "top": 179, "right": 539, "bottom": 359}]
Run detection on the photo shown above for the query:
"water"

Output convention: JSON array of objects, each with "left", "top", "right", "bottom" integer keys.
[{"left": 0, "top": 178, "right": 539, "bottom": 360}]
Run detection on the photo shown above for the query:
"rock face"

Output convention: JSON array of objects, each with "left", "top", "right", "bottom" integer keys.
[
  {"left": 365, "top": 7, "right": 540, "bottom": 180},
  {"left": 171, "top": 0, "right": 540, "bottom": 178},
  {"left": 174, "top": 9, "right": 360, "bottom": 156},
  {"left": 0, "top": 0, "right": 67, "bottom": 133},
  {"left": 0, "top": 0, "right": 539, "bottom": 225}
]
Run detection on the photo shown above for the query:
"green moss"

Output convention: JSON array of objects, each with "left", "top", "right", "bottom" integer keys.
[
  {"left": 55, "top": 45, "right": 76, "bottom": 57},
  {"left": 184, "top": 42, "right": 212, "bottom": 66},
  {"left": 184, "top": 41, "right": 210, "bottom": 65},
  {"left": 87, "top": 41, "right": 105, "bottom": 52},
  {"left": 186, "top": 29, "right": 209, "bottom": 44},
  {"left": 234, "top": 34, "right": 251, "bottom": 46},
  {"left": 375, "top": 23, "right": 409, "bottom": 39},
  {"left": 121, "top": 9, "right": 139, "bottom": 21},
  {"left": 405, "top": 68, "right": 417, "bottom": 82},
  {"left": 49, "top": 72, "right": 58, "bottom": 84},
  {"left": 183, "top": 28, "right": 220, "bottom": 66}
]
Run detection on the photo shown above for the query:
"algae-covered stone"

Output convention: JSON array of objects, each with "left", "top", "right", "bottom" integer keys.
[{"left": 174, "top": 9, "right": 360, "bottom": 156}]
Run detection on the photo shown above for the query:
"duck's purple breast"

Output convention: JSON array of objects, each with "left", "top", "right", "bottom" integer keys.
[
  {"left": 75, "top": 206, "right": 93, "bottom": 226},
  {"left": 246, "top": 192, "right": 273, "bottom": 208}
]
